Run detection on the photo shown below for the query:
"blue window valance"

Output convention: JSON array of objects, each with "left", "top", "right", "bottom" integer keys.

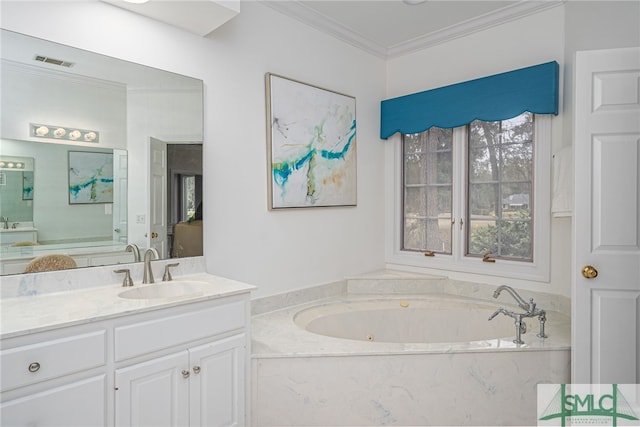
[{"left": 380, "top": 61, "right": 559, "bottom": 139}]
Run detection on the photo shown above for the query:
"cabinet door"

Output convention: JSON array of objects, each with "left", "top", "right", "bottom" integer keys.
[
  {"left": 115, "top": 351, "right": 190, "bottom": 427},
  {"left": 1, "top": 375, "right": 106, "bottom": 426},
  {"left": 189, "top": 335, "right": 246, "bottom": 427}
]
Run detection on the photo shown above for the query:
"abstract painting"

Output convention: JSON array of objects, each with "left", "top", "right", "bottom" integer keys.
[
  {"left": 266, "top": 73, "right": 357, "bottom": 209},
  {"left": 68, "top": 151, "right": 114, "bottom": 204},
  {"left": 22, "top": 171, "right": 34, "bottom": 200}
]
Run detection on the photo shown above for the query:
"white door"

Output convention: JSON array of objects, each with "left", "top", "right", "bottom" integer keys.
[
  {"left": 189, "top": 335, "right": 246, "bottom": 427},
  {"left": 573, "top": 47, "right": 640, "bottom": 384},
  {"left": 149, "top": 138, "right": 168, "bottom": 258},
  {"left": 113, "top": 149, "right": 128, "bottom": 243},
  {"left": 115, "top": 351, "right": 189, "bottom": 427}
]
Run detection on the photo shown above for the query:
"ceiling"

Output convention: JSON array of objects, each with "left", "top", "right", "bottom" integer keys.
[
  {"left": 1, "top": 29, "right": 202, "bottom": 90},
  {"left": 261, "top": 1, "right": 564, "bottom": 59}
]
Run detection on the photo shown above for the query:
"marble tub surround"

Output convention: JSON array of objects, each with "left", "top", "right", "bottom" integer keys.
[
  {"left": 251, "top": 270, "right": 571, "bottom": 426},
  {"left": 1, "top": 259, "right": 256, "bottom": 339},
  {"left": 251, "top": 278, "right": 347, "bottom": 315},
  {"left": 252, "top": 291, "right": 570, "bottom": 357},
  {"left": 346, "top": 269, "right": 571, "bottom": 315},
  {"left": 1, "top": 255, "right": 205, "bottom": 298}
]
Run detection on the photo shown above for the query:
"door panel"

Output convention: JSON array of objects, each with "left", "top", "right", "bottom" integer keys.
[
  {"left": 149, "top": 138, "right": 168, "bottom": 257},
  {"left": 113, "top": 149, "right": 128, "bottom": 243},
  {"left": 573, "top": 47, "right": 640, "bottom": 384},
  {"left": 115, "top": 351, "right": 189, "bottom": 427},
  {"left": 190, "top": 335, "right": 246, "bottom": 427}
]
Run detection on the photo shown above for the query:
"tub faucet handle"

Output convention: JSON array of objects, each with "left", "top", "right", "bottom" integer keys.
[{"left": 488, "top": 308, "right": 503, "bottom": 321}]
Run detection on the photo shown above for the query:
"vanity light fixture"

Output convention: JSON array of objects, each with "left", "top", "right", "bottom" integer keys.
[
  {"left": 0, "top": 156, "right": 34, "bottom": 171},
  {"left": 30, "top": 123, "right": 100, "bottom": 143}
]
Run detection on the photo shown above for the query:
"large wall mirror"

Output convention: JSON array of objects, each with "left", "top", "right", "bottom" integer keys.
[{"left": 0, "top": 29, "right": 203, "bottom": 275}]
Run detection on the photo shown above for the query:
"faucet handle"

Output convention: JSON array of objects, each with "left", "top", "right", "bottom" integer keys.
[
  {"left": 114, "top": 269, "right": 134, "bottom": 287},
  {"left": 163, "top": 263, "right": 180, "bottom": 282}
]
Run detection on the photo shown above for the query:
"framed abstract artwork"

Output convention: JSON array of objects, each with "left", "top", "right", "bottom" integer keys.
[
  {"left": 266, "top": 73, "right": 357, "bottom": 209},
  {"left": 68, "top": 151, "right": 114, "bottom": 204},
  {"left": 22, "top": 171, "right": 34, "bottom": 200}
]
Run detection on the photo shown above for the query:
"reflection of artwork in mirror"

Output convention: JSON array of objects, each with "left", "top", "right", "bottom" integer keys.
[
  {"left": 68, "top": 151, "right": 114, "bottom": 204},
  {"left": 22, "top": 171, "right": 34, "bottom": 200}
]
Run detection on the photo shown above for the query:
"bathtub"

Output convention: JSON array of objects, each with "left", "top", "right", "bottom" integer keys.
[
  {"left": 296, "top": 297, "right": 520, "bottom": 344},
  {"left": 252, "top": 273, "right": 571, "bottom": 426}
]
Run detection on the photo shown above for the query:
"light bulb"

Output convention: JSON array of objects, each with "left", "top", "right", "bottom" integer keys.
[{"left": 35, "top": 126, "right": 50, "bottom": 136}]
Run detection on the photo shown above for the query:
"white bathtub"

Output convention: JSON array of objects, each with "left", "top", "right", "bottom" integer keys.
[
  {"left": 252, "top": 276, "right": 571, "bottom": 426},
  {"left": 295, "top": 297, "right": 520, "bottom": 344}
]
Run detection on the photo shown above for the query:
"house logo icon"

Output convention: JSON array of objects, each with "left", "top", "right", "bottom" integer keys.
[{"left": 538, "top": 384, "right": 639, "bottom": 426}]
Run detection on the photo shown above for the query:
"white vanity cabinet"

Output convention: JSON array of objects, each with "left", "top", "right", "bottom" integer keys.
[
  {"left": 0, "top": 326, "right": 108, "bottom": 426},
  {"left": 1, "top": 288, "right": 252, "bottom": 427},
  {"left": 115, "top": 334, "right": 246, "bottom": 427},
  {"left": 0, "top": 228, "right": 37, "bottom": 246}
]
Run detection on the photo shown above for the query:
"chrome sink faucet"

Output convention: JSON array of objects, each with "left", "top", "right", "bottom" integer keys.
[
  {"left": 1, "top": 216, "right": 8, "bottom": 230},
  {"left": 489, "top": 285, "right": 548, "bottom": 344},
  {"left": 142, "top": 248, "right": 159, "bottom": 284}
]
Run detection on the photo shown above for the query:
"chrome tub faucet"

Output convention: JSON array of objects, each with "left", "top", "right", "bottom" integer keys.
[{"left": 489, "top": 285, "right": 548, "bottom": 344}]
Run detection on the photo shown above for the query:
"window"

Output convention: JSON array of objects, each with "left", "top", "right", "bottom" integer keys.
[
  {"left": 466, "top": 112, "right": 534, "bottom": 261},
  {"left": 395, "top": 112, "right": 550, "bottom": 281}
]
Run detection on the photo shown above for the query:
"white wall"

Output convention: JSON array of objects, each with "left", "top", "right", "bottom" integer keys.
[
  {"left": 385, "top": 6, "right": 571, "bottom": 297},
  {"left": 7, "top": 1, "right": 632, "bottom": 300},
  {"left": 562, "top": 0, "right": 640, "bottom": 158},
  {"left": 0, "top": 1, "right": 387, "bottom": 298}
]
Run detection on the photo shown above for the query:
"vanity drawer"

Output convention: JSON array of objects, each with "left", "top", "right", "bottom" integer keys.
[
  {"left": 114, "top": 300, "right": 246, "bottom": 361},
  {"left": 1, "top": 330, "right": 106, "bottom": 391}
]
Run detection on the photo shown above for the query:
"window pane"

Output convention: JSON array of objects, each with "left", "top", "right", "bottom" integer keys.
[
  {"left": 402, "top": 127, "right": 452, "bottom": 254},
  {"left": 404, "top": 186, "right": 427, "bottom": 216},
  {"left": 181, "top": 176, "right": 196, "bottom": 220},
  {"left": 468, "top": 220, "right": 498, "bottom": 255},
  {"left": 467, "top": 113, "right": 534, "bottom": 261},
  {"left": 468, "top": 146, "right": 496, "bottom": 183},
  {"left": 499, "top": 220, "right": 532, "bottom": 259},
  {"left": 469, "top": 183, "right": 499, "bottom": 217},
  {"left": 502, "top": 143, "right": 532, "bottom": 181},
  {"left": 404, "top": 153, "right": 426, "bottom": 185},
  {"left": 502, "top": 182, "right": 531, "bottom": 218}
]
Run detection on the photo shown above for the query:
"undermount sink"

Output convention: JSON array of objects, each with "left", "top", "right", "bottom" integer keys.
[{"left": 118, "top": 281, "right": 209, "bottom": 300}]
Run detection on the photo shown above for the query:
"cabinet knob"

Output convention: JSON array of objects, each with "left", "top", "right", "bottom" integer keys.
[
  {"left": 28, "top": 362, "right": 41, "bottom": 373},
  {"left": 193, "top": 365, "right": 201, "bottom": 374},
  {"left": 182, "top": 370, "right": 190, "bottom": 379}
]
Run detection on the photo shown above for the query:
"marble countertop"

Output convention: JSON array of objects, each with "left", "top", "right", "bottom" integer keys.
[
  {"left": 1, "top": 272, "right": 256, "bottom": 339},
  {"left": 0, "top": 227, "right": 38, "bottom": 233}
]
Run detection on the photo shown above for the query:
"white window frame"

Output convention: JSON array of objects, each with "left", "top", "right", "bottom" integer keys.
[{"left": 385, "top": 115, "right": 551, "bottom": 282}]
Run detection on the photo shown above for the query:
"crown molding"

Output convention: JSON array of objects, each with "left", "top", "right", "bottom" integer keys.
[
  {"left": 387, "top": 1, "right": 566, "bottom": 58},
  {"left": 261, "top": 0, "right": 565, "bottom": 60},
  {"left": 261, "top": 0, "right": 388, "bottom": 58}
]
